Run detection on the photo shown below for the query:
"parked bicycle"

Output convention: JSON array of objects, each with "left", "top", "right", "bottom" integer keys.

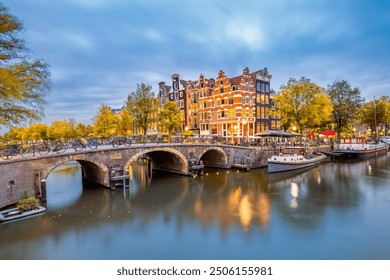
[
  {"left": 112, "top": 136, "right": 132, "bottom": 147},
  {"left": 70, "top": 138, "right": 98, "bottom": 151},
  {"left": 19, "top": 141, "right": 51, "bottom": 158},
  {"left": 0, "top": 144, "right": 22, "bottom": 160},
  {"left": 50, "top": 140, "right": 66, "bottom": 153}
]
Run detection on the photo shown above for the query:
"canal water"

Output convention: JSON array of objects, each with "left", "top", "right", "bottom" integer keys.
[{"left": 1, "top": 154, "right": 390, "bottom": 260}]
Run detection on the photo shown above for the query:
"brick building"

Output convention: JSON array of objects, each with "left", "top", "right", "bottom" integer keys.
[{"left": 158, "top": 67, "right": 281, "bottom": 139}]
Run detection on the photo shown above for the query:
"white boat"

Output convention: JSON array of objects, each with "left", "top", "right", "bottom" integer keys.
[
  {"left": 268, "top": 147, "right": 326, "bottom": 173},
  {"left": 0, "top": 206, "right": 46, "bottom": 223},
  {"left": 324, "top": 137, "right": 388, "bottom": 158}
]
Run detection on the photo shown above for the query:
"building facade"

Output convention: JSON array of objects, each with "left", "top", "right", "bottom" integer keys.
[
  {"left": 168, "top": 74, "right": 188, "bottom": 131},
  {"left": 158, "top": 67, "right": 281, "bottom": 139}
]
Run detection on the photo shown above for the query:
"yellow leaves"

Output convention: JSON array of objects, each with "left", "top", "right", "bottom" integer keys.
[{"left": 275, "top": 77, "right": 332, "bottom": 133}]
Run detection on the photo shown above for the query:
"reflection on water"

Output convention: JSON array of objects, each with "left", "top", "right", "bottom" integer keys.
[
  {"left": 46, "top": 161, "right": 83, "bottom": 210},
  {"left": 1, "top": 154, "right": 390, "bottom": 260}
]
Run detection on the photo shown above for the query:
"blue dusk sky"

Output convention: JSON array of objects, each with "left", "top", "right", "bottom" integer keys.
[{"left": 5, "top": 0, "right": 390, "bottom": 125}]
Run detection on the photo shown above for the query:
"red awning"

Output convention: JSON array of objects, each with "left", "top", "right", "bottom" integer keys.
[{"left": 320, "top": 130, "right": 335, "bottom": 136}]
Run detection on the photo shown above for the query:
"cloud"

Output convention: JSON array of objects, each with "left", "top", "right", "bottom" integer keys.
[
  {"left": 226, "top": 19, "right": 266, "bottom": 51},
  {"left": 144, "top": 29, "right": 163, "bottom": 42},
  {"left": 6, "top": 0, "right": 390, "bottom": 126}
]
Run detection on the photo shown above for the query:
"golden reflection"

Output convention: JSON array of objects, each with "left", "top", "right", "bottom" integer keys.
[
  {"left": 239, "top": 195, "right": 253, "bottom": 231},
  {"left": 257, "top": 193, "right": 270, "bottom": 228},
  {"left": 194, "top": 198, "right": 203, "bottom": 216},
  {"left": 315, "top": 171, "right": 321, "bottom": 185},
  {"left": 229, "top": 188, "right": 241, "bottom": 206}
]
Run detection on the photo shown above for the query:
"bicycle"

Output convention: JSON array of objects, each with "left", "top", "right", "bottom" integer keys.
[
  {"left": 112, "top": 136, "right": 132, "bottom": 147},
  {"left": 51, "top": 140, "right": 66, "bottom": 153},
  {"left": 0, "top": 144, "right": 21, "bottom": 160},
  {"left": 20, "top": 142, "right": 51, "bottom": 158},
  {"left": 70, "top": 138, "right": 99, "bottom": 151}
]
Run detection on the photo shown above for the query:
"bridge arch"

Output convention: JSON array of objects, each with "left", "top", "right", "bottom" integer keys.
[
  {"left": 124, "top": 147, "right": 188, "bottom": 175},
  {"left": 42, "top": 157, "right": 110, "bottom": 187},
  {"left": 199, "top": 147, "right": 229, "bottom": 168}
]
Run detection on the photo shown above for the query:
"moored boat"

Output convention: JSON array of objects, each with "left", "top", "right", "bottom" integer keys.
[
  {"left": 325, "top": 137, "right": 388, "bottom": 159},
  {"left": 0, "top": 206, "right": 46, "bottom": 223},
  {"left": 267, "top": 147, "right": 326, "bottom": 173}
]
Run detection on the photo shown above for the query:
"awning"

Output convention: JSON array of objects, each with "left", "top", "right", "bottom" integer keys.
[{"left": 320, "top": 130, "right": 335, "bottom": 136}]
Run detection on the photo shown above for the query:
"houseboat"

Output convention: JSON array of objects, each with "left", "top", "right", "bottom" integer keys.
[
  {"left": 268, "top": 147, "right": 326, "bottom": 173},
  {"left": 324, "top": 137, "right": 388, "bottom": 158}
]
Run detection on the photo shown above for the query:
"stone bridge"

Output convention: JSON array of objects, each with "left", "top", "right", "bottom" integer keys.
[{"left": 0, "top": 143, "right": 275, "bottom": 208}]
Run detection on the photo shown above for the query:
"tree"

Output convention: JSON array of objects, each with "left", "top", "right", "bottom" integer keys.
[
  {"left": 358, "top": 98, "right": 387, "bottom": 138},
  {"left": 380, "top": 95, "right": 390, "bottom": 135},
  {"left": 22, "top": 123, "right": 48, "bottom": 141},
  {"left": 126, "top": 83, "right": 158, "bottom": 135},
  {"left": 117, "top": 109, "right": 133, "bottom": 135},
  {"left": 273, "top": 77, "right": 332, "bottom": 134},
  {"left": 327, "top": 80, "right": 364, "bottom": 138},
  {"left": 75, "top": 123, "right": 88, "bottom": 138},
  {"left": 47, "top": 119, "right": 74, "bottom": 140},
  {"left": 158, "top": 101, "right": 182, "bottom": 135},
  {"left": 92, "top": 104, "right": 118, "bottom": 137},
  {"left": 0, "top": 4, "right": 51, "bottom": 129}
]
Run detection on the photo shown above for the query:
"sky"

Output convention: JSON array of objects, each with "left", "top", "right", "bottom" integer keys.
[{"left": 5, "top": 0, "right": 390, "bottom": 125}]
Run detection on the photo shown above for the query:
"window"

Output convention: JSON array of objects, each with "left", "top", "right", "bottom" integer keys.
[
  {"left": 212, "top": 101, "right": 216, "bottom": 108},
  {"left": 220, "top": 87, "right": 224, "bottom": 94},
  {"left": 220, "top": 80, "right": 223, "bottom": 85},
  {"left": 256, "top": 94, "right": 261, "bottom": 103},
  {"left": 232, "top": 85, "right": 236, "bottom": 91},
  {"left": 266, "top": 84, "right": 270, "bottom": 92},
  {"left": 242, "top": 97, "right": 246, "bottom": 104},
  {"left": 175, "top": 92, "right": 179, "bottom": 99},
  {"left": 180, "top": 100, "right": 184, "bottom": 108},
  {"left": 180, "top": 91, "right": 183, "bottom": 98},
  {"left": 256, "top": 107, "right": 261, "bottom": 118},
  {"left": 245, "top": 85, "right": 249, "bottom": 91},
  {"left": 221, "top": 110, "right": 226, "bottom": 118},
  {"left": 256, "top": 82, "right": 261, "bottom": 91},
  {"left": 261, "top": 83, "right": 265, "bottom": 92},
  {"left": 246, "top": 77, "right": 249, "bottom": 83},
  {"left": 221, "top": 99, "right": 225, "bottom": 105},
  {"left": 201, "top": 82, "right": 204, "bottom": 88},
  {"left": 170, "top": 93, "right": 174, "bottom": 100},
  {"left": 203, "top": 101, "right": 207, "bottom": 109},
  {"left": 210, "top": 83, "right": 214, "bottom": 88},
  {"left": 228, "top": 98, "right": 233, "bottom": 105}
]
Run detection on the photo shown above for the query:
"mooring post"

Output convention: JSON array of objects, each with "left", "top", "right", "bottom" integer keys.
[{"left": 40, "top": 179, "right": 47, "bottom": 202}]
